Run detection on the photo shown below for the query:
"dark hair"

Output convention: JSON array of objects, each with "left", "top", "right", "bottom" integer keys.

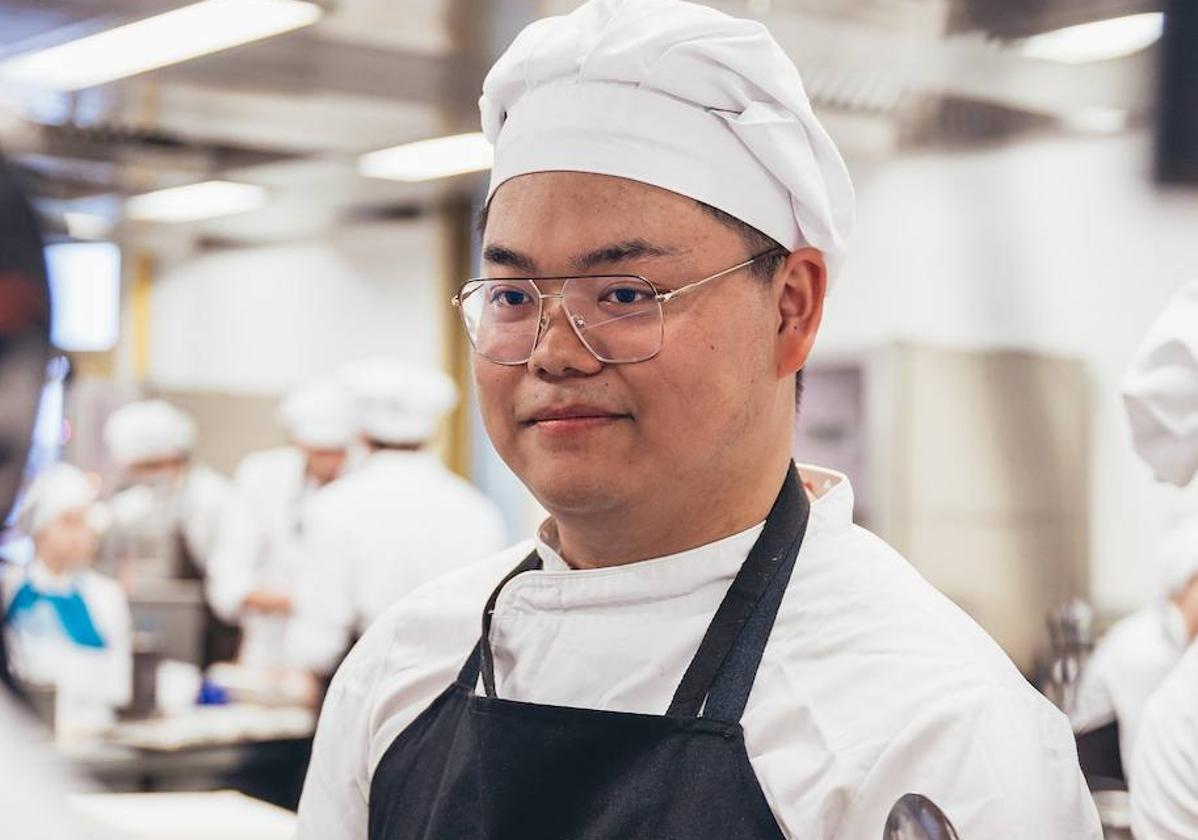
[{"left": 693, "top": 201, "right": 787, "bottom": 282}]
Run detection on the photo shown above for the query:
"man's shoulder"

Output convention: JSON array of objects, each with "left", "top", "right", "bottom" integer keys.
[{"left": 782, "top": 521, "right": 1034, "bottom": 696}]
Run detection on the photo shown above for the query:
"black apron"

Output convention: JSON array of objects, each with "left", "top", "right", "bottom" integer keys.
[{"left": 369, "top": 463, "right": 810, "bottom": 840}]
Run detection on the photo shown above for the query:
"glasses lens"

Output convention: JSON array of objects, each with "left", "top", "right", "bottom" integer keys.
[
  {"left": 563, "top": 276, "right": 663, "bottom": 363},
  {"left": 459, "top": 279, "right": 540, "bottom": 364}
]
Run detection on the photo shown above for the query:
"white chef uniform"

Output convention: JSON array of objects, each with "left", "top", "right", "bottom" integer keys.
[{"left": 296, "top": 466, "right": 1100, "bottom": 839}]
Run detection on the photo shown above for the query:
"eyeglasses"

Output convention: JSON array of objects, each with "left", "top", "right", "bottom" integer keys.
[{"left": 451, "top": 248, "right": 784, "bottom": 366}]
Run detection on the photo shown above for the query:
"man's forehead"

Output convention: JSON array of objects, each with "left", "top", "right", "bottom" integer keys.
[
  {"left": 482, "top": 173, "right": 721, "bottom": 272},
  {"left": 489, "top": 171, "right": 700, "bottom": 216}
]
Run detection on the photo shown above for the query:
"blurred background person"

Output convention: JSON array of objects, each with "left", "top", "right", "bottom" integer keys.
[
  {"left": 103, "top": 399, "right": 234, "bottom": 664},
  {"left": 1122, "top": 279, "right": 1198, "bottom": 839},
  {"left": 3, "top": 463, "right": 131, "bottom": 736},
  {"left": 103, "top": 399, "right": 230, "bottom": 584},
  {"left": 207, "top": 379, "right": 356, "bottom": 671},
  {"left": 286, "top": 358, "right": 507, "bottom": 678},
  {"left": 1072, "top": 510, "right": 1198, "bottom": 777}
]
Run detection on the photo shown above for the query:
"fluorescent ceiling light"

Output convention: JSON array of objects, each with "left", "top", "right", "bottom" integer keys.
[
  {"left": 1020, "top": 12, "right": 1164, "bottom": 64},
  {"left": 126, "top": 181, "right": 268, "bottom": 223},
  {"left": 0, "top": 0, "right": 322, "bottom": 91},
  {"left": 359, "top": 132, "right": 494, "bottom": 182}
]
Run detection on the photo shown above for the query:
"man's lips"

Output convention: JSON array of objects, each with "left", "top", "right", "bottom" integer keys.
[{"left": 521, "top": 405, "right": 631, "bottom": 429}]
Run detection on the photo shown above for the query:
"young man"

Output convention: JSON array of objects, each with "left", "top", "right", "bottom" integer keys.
[{"left": 297, "top": 2, "right": 1100, "bottom": 838}]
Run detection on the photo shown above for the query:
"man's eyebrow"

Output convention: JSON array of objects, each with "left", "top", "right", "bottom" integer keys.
[
  {"left": 572, "top": 240, "right": 679, "bottom": 272},
  {"left": 481, "top": 244, "right": 537, "bottom": 274}
]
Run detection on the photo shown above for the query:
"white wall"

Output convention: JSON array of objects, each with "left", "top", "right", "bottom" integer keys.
[
  {"left": 148, "top": 219, "right": 445, "bottom": 393},
  {"left": 816, "top": 130, "right": 1198, "bottom": 614}
]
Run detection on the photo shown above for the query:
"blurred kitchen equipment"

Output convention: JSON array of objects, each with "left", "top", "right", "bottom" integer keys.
[{"left": 1043, "top": 598, "right": 1095, "bottom": 715}]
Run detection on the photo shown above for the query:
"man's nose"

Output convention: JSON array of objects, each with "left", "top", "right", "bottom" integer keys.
[{"left": 526, "top": 297, "right": 603, "bottom": 379}]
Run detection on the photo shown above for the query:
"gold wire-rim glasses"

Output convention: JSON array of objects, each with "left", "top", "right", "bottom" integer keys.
[{"left": 450, "top": 247, "right": 786, "bottom": 366}]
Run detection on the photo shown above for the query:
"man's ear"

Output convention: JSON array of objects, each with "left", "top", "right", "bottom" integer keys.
[{"left": 776, "top": 248, "right": 826, "bottom": 377}]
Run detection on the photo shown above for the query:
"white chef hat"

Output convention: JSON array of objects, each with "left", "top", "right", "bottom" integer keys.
[
  {"left": 277, "top": 379, "right": 357, "bottom": 450},
  {"left": 338, "top": 358, "right": 458, "bottom": 446},
  {"left": 1158, "top": 511, "right": 1198, "bottom": 598},
  {"left": 15, "top": 462, "right": 104, "bottom": 536},
  {"left": 480, "top": 0, "right": 854, "bottom": 280},
  {"left": 1122, "top": 280, "right": 1198, "bottom": 487},
  {"left": 103, "top": 399, "right": 197, "bottom": 468}
]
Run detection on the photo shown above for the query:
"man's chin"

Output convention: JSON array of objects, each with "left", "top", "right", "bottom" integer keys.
[{"left": 523, "top": 465, "right": 628, "bottom": 518}]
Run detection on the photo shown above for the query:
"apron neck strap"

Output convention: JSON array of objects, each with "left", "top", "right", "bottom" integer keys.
[
  {"left": 458, "top": 462, "right": 811, "bottom": 724},
  {"left": 457, "top": 550, "right": 542, "bottom": 692},
  {"left": 666, "top": 463, "right": 809, "bottom": 722}
]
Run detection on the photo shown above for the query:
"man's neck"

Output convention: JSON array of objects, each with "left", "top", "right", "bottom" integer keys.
[{"left": 547, "top": 457, "right": 793, "bottom": 570}]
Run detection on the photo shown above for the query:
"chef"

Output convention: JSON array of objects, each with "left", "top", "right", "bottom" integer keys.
[
  {"left": 3, "top": 463, "right": 132, "bottom": 733},
  {"left": 207, "top": 379, "right": 356, "bottom": 669},
  {"left": 103, "top": 399, "right": 230, "bottom": 582},
  {"left": 295, "top": 2, "right": 1100, "bottom": 838},
  {"left": 1071, "top": 510, "right": 1198, "bottom": 774},
  {"left": 1121, "top": 280, "right": 1198, "bottom": 840},
  {"left": 103, "top": 399, "right": 233, "bottom": 664},
  {"left": 285, "top": 358, "right": 506, "bottom": 677}
]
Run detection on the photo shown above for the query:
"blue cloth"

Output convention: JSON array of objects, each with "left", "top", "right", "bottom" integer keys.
[{"left": 4, "top": 580, "right": 107, "bottom": 649}]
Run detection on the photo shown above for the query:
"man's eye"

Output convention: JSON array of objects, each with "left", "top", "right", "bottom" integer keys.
[
  {"left": 601, "top": 286, "right": 652, "bottom": 305},
  {"left": 489, "top": 288, "right": 532, "bottom": 306}
]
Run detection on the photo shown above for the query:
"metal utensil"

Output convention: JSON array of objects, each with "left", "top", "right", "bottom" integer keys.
[{"left": 883, "top": 793, "right": 961, "bottom": 840}]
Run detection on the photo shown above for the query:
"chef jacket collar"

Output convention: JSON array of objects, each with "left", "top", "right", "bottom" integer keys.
[
  {"left": 533, "top": 463, "right": 851, "bottom": 574},
  {"left": 26, "top": 558, "right": 83, "bottom": 595}
]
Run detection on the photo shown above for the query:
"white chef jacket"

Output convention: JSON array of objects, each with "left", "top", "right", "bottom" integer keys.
[
  {"left": 1, "top": 559, "right": 132, "bottom": 729},
  {"left": 1130, "top": 640, "right": 1198, "bottom": 839},
  {"left": 286, "top": 450, "right": 507, "bottom": 675},
  {"left": 295, "top": 465, "right": 1100, "bottom": 839},
  {"left": 207, "top": 447, "right": 316, "bottom": 668},
  {"left": 1070, "top": 602, "right": 1189, "bottom": 773}
]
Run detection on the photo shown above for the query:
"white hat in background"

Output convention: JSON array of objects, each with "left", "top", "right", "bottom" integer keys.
[
  {"left": 1159, "top": 511, "right": 1198, "bottom": 598},
  {"left": 338, "top": 357, "right": 458, "bottom": 446},
  {"left": 103, "top": 399, "right": 197, "bottom": 468},
  {"left": 1122, "top": 280, "right": 1198, "bottom": 487},
  {"left": 480, "top": 0, "right": 854, "bottom": 280},
  {"left": 16, "top": 462, "right": 105, "bottom": 537},
  {"left": 277, "top": 379, "right": 357, "bottom": 450}
]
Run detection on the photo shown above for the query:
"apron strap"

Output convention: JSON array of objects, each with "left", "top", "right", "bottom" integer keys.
[
  {"left": 464, "top": 462, "right": 809, "bottom": 717},
  {"left": 666, "top": 464, "right": 809, "bottom": 721},
  {"left": 470, "top": 550, "right": 543, "bottom": 697}
]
